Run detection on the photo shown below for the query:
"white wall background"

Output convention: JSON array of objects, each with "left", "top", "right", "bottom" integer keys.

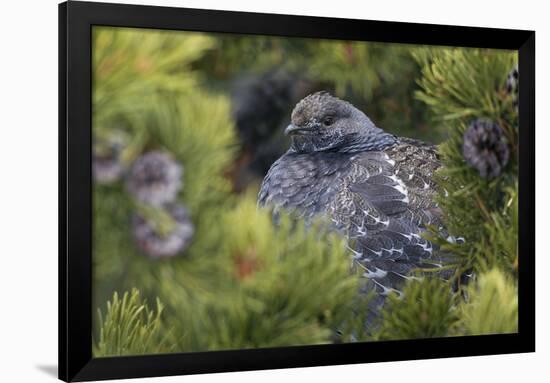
[{"left": 0, "top": 0, "right": 546, "bottom": 381}]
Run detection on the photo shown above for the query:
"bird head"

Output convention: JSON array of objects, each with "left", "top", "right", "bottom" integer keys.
[{"left": 285, "top": 91, "right": 396, "bottom": 153}]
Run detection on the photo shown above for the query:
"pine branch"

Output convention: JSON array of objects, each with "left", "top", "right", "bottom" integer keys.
[
  {"left": 454, "top": 269, "right": 518, "bottom": 335},
  {"left": 373, "top": 278, "right": 459, "bottom": 341},
  {"left": 93, "top": 289, "right": 173, "bottom": 356}
]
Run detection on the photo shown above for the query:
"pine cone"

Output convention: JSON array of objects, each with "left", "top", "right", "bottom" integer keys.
[
  {"left": 126, "top": 151, "right": 182, "bottom": 206},
  {"left": 463, "top": 119, "right": 509, "bottom": 179},
  {"left": 505, "top": 67, "right": 519, "bottom": 110},
  {"left": 132, "top": 204, "right": 194, "bottom": 258},
  {"left": 93, "top": 134, "right": 126, "bottom": 184}
]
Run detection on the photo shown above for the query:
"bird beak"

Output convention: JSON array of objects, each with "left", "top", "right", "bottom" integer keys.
[
  {"left": 285, "top": 124, "right": 313, "bottom": 136},
  {"left": 284, "top": 124, "right": 299, "bottom": 135}
]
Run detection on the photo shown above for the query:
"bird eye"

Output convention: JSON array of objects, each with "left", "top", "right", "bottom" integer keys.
[{"left": 323, "top": 116, "right": 334, "bottom": 126}]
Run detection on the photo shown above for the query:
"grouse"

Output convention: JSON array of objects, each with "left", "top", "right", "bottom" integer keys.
[{"left": 258, "top": 91, "right": 451, "bottom": 309}]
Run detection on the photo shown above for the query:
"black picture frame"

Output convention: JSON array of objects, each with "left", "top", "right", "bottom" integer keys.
[{"left": 59, "top": 1, "right": 535, "bottom": 381}]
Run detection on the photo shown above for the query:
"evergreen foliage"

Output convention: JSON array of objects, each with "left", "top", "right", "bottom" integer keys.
[
  {"left": 374, "top": 278, "right": 458, "bottom": 341},
  {"left": 456, "top": 269, "right": 518, "bottom": 335},
  {"left": 92, "top": 27, "right": 519, "bottom": 355},
  {"left": 370, "top": 47, "right": 519, "bottom": 338},
  {"left": 157, "top": 200, "right": 365, "bottom": 351},
  {"left": 94, "top": 289, "right": 171, "bottom": 357},
  {"left": 92, "top": 27, "right": 369, "bottom": 355},
  {"left": 414, "top": 47, "right": 518, "bottom": 276}
]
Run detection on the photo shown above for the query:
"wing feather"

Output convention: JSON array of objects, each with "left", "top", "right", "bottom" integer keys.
[
  {"left": 331, "top": 141, "right": 445, "bottom": 294},
  {"left": 259, "top": 140, "right": 452, "bottom": 297}
]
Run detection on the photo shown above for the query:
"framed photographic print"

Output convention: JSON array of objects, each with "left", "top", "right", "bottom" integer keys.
[{"left": 59, "top": 1, "right": 535, "bottom": 381}]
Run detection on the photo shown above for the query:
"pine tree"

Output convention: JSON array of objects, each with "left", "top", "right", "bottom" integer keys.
[
  {"left": 92, "top": 27, "right": 368, "bottom": 356},
  {"left": 415, "top": 47, "right": 518, "bottom": 276},
  {"left": 93, "top": 289, "right": 172, "bottom": 356},
  {"left": 92, "top": 27, "right": 519, "bottom": 354}
]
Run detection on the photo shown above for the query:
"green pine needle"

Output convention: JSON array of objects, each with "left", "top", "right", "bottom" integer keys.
[
  {"left": 374, "top": 278, "right": 458, "bottom": 341},
  {"left": 455, "top": 269, "right": 518, "bottom": 335},
  {"left": 93, "top": 289, "right": 172, "bottom": 356}
]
